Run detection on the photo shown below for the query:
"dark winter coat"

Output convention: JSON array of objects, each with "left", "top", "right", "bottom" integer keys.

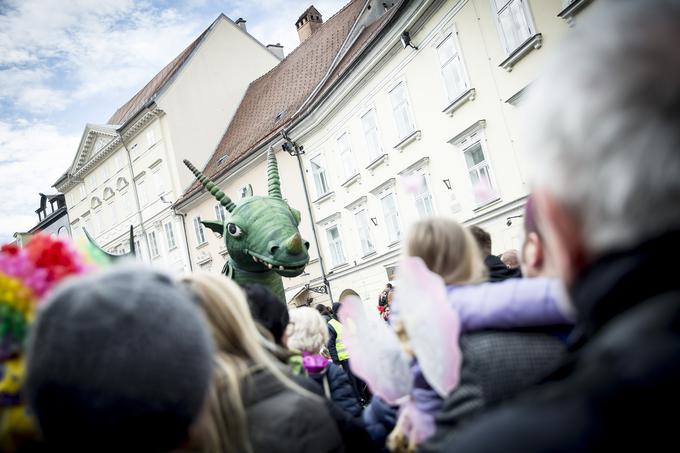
[
  {"left": 241, "top": 369, "right": 344, "bottom": 453},
  {"left": 484, "top": 254, "right": 522, "bottom": 282},
  {"left": 419, "top": 328, "right": 567, "bottom": 452},
  {"left": 292, "top": 373, "right": 377, "bottom": 453},
  {"left": 310, "top": 363, "right": 363, "bottom": 418},
  {"left": 431, "top": 231, "right": 680, "bottom": 452}
]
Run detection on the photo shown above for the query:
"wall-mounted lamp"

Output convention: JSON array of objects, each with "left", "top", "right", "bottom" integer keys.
[
  {"left": 370, "top": 217, "right": 379, "bottom": 226},
  {"left": 400, "top": 31, "right": 419, "bottom": 50},
  {"left": 442, "top": 178, "right": 452, "bottom": 190},
  {"left": 506, "top": 215, "right": 523, "bottom": 227}
]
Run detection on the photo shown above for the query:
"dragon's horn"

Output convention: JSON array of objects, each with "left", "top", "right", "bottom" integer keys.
[
  {"left": 184, "top": 159, "right": 236, "bottom": 212},
  {"left": 84, "top": 225, "right": 136, "bottom": 260},
  {"left": 267, "top": 147, "right": 282, "bottom": 199}
]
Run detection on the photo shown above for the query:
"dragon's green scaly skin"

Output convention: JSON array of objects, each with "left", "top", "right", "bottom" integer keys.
[{"left": 184, "top": 149, "right": 310, "bottom": 302}]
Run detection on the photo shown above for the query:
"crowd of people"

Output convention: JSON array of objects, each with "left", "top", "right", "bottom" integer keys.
[{"left": 1, "top": 0, "right": 680, "bottom": 451}]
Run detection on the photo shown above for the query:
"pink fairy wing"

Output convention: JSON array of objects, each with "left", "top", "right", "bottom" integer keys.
[
  {"left": 394, "top": 257, "right": 462, "bottom": 397},
  {"left": 338, "top": 296, "right": 412, "bottom": 404}
]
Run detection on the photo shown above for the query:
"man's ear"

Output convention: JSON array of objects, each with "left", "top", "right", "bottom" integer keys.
[
  {"left": 201, "top": 220, "right": 224, "bottom": 235},
  {"left": 532, "top": 190, "right": 589, "bottom": 286}
]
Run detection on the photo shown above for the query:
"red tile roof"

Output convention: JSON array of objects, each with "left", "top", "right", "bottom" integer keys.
[
  {"left": 179, "top": 0, "right": 365, "bottom": 201},
  {"left": 107, "top": 18, "right": 216, "bottom": 125},
  {"left": 179, "top": 1, "right": 404, "bottom": 204}
]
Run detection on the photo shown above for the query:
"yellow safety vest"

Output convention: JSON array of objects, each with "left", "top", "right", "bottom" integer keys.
[{"left": 328, "top": 318, "right": 349, "bottom": 361}]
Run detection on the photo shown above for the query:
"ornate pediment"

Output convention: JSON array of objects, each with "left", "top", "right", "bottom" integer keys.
[{"left": 69, "top": 124, "right": 118, "bottom": 176}]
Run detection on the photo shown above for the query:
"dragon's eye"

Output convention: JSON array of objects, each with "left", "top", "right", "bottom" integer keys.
[{"left": 227, "top": 223, "right": 242, "bottom": 238}]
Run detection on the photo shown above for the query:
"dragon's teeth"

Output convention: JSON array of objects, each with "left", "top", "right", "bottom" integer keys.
[
  {"left": 252, "top": 256, "right": 257, "bottom": 262},
  {"left": 279, "top": 266, "right": 284, "bottom": 270}
]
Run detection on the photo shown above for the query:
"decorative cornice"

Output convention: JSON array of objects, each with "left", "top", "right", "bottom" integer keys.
[
  {"left": 393, "top": 129, "right": 421, "bottom": 152},
  {"left": 369, "top": 177, "right": 396, "bottom": 196},
  {"left": 448, "top": 120, "right": 486, "bottom": 146},
  {"left": 557, "top": 0, "right": 594, "bottom": 26},
  {"left": 312, "top": 190, "right": 335, "bottom": 205},
  {"left": 60, "top": 108, "right": 164, "bottom": 192},
  {"left": 340, "top": 172, "right": 361, "bottom": 189},
  {"left": 499, "top": 34, "right": 543, "bottom": 72},
  {"left": 443, "top": 88, "right": 476, "bottom": 116},
  {"left": 365, "top": 153, "right": 388, "bottom": 174},
  {"left": 316, "top": 211, "right": 341, "bottom": 226},
  {"left": 398, "top": 156, "right": 430, "bottom": 175},
  {"left": 344, "top": 195, "right": 367, "bottom": 211},
  {"left": 506, "top": 85, "right": 530, "bottom": 106}
]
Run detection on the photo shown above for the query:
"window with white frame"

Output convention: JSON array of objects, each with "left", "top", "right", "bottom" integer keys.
[
  {"left": 152, "top": 167, "right": 165, "bottom": 196},
  {"left": 380, "top": 192, "right": 402, "bottom": 243},
  {"left": 194, "top": 217, "right": 207, "bottom": 245},
  {"left": 83, "top": 214, "right": 93, "bottom": 236},
  {"left": 137, "top": 179, "right": 148, "bottom": 206},
  {"left": 389, "top": 82, "right": 415, "bottom": 139},
  {"left": 79, "top": 184, "right": 86, "bottom": 200},
  {"left": 109, "top": 200, "right": 117, "bottom": 227},
  {"left": 148, "top": 231, "right": 160, "bottom": 258},
  {"left": 135, "top": 240, "right": 143, "bottom": 260},
  {"left": 164, "top": 222, "right": 177, "bottom": 250},
  {"left": 336, "top": 133, "right": 357, "bottom": 182},
  {"left": 354, "top": 208, "right": 375, "bottom": 256},
  {"left": 214, "top": 204, "right": 227, "bottom": 223},
  {"left": 102, "top": 163, "right": 110, "bottom": 182},
  {"left": 114, "top": 153, "right": 124, "bottom": 171},
  {"left": 361, "top": 109, "right": 383, "bottom": 162},
  {"left": 492, "top": 0, "right": 535, "bottom": 54},
  {"left": 437, "top": 32, "right": 468, "bottom": 101},
  {"left": 326, "top": 225, "right": 346, "bottom": 267},
  {"left": 94, "top": 209, "right": 103, "bottom": 235},
  {"left": 414, "top": 174, "right": 435, "bottom": 218},
  {"left": 463, "top": 141, "right": 498, "bottom": 205},
  {"left": 310, "top": 155, "right": 330, "bottom": 197},
  {"left": 87, "top": 173, "right": 97, "bottom": 193},
  {"left": 146, "top": 129, "right": 156, "bottom": 148}
]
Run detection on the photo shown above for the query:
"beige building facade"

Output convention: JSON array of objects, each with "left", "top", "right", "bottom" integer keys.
[
  {"left": 178, "top": 0, "right": 594, "bottom": 304},
  {"left": 55, "top": 15, "right": 280, "bottom": 272}
]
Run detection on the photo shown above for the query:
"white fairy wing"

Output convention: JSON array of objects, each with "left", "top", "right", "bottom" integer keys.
[
  {"left": 394, "top": 257, "right": 462, "bottom": 397},
  {"left": 338, "top": 296, "right": 412, "bottom": 404}
]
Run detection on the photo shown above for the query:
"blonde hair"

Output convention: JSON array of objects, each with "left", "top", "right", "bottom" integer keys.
[
  {"left": 181, "top": 273, "right": 312, "bottom": 453},
  {"left": 286, "top": 307, "right": 329, "bottom": 353},
  {"left": 406, "top": 217, "right": 486, "bottom": 285}
]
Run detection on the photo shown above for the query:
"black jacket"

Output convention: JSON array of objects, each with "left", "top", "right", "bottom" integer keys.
[
  {"left": 241, "top": 369, "right": 344, "bottom": 453},
  {"left": 310, "top": 363, "right": 363, "bottom": 418},
  {"left": 484, "top": 254, "right": 522, "bottom": 282},
  {"left": 434, "top": 232, "right": 680, "bottom": 452},
  {"left": 327, "top": 319, "right": 340, "bottom": 363},
  {"left": 419, "top": 329, "right": 567, "bottom": 452}
]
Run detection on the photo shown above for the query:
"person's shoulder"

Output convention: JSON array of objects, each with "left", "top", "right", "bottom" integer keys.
[{"left": 461, "top": 330, "right": 565, "bottom": 363}]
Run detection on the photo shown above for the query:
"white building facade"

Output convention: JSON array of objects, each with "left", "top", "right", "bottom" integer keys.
[
  {"left": 178, "top": 0, "right": 594, "bottom": 303},
  {"left": 289, "top": 0, "right": 594, "bottom": 303},
  {"left": 55, "top": 15, "right": 281, "bottom": 272}
]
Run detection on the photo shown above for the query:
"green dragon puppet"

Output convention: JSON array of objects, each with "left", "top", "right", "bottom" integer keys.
[{"left": 184, "top": 148, "right": 310, "bottom": 302}]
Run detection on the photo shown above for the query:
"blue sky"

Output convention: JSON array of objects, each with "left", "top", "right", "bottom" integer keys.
[{"left": 0, "top": 0, "right": 343, "bottom": 243}]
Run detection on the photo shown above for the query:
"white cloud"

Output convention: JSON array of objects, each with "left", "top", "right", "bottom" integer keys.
[
  {"left": 0, "top": 120, "right": 79, "bottom": 243},
  {"left": 0, "top": 0, "right": 204, "bottom": 114}
]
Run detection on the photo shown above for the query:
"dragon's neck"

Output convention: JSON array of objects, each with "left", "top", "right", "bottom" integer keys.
[{"left": 226, "top": 260, "right": 285, "bottom": 303}]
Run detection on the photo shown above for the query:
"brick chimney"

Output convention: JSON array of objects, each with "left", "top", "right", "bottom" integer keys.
[{"left": 295, "top": 6, "right": 323, "bottom": 43}]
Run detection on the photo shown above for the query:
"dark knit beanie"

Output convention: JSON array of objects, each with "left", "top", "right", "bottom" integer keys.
[{"left": 24, "top": 264, "right": 214, "bottom": 453}]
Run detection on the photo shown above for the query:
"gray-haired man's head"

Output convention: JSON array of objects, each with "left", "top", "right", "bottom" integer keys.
[{"left": 523, "top": 0, "right": 680, "bottom": 283}]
